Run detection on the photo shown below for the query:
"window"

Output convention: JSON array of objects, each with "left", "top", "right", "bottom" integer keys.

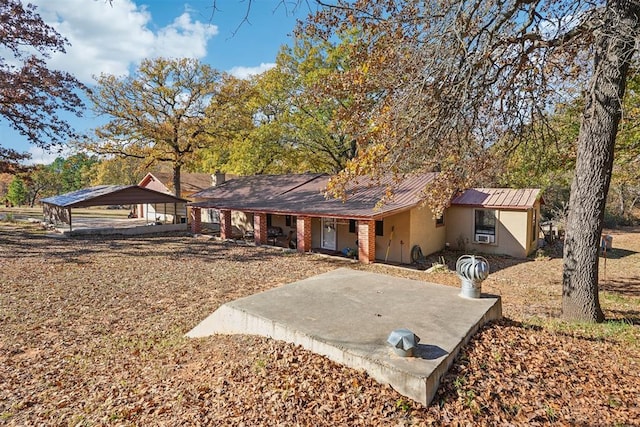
[
  {"left": 375, "top": 220, "right": 384, "bottom": 236},
  {"left": 207, "top": 209, "right": 220, "bottom": 223},
  {"left": 474, "top": 210, "right": 497, "bottom": 242},
  {"left": 266, "top": 213, "right": 272, "bottom": 227},
  {"left": 349, "top": 219, "right": 356, "bottom": 233},
  {"left": 436, "top": 214, "right": 445, "bottom": 227},
  {"left": 288, "top": 216, "right": 297, "bottom": 227}
]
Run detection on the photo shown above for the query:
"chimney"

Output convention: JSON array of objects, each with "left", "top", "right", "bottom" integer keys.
[{"left": 211, "top": 171, "right": 226, "bottom": 187}]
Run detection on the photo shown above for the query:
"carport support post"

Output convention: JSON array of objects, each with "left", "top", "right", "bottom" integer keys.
[
  {"left": 254, "top": 213, "right": 267, "bottom": 245},
  {"left": 220, "top": 209, "right": 232, "bottom": 239},
  {"left": 358, "top": 220, "right": 376, "bottom": 264},
  {"left": 296, "top": 216, "right": 312, "bottom": 253},
  {"left": 68, "top": 207, "right": 72, "bottom": 232}
]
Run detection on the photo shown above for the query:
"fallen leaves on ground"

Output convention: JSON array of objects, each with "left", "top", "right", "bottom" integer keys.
[{"left": 1, "top": 224, "right": 639, "bottom": 426}]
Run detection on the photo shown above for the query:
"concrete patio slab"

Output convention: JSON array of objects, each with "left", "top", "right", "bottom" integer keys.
[
  {"left": 187, "top": 267, "right": 501, "bottom": 406},
  {"left": 47, "top": 217, "right": 188, "bottom": 236}
]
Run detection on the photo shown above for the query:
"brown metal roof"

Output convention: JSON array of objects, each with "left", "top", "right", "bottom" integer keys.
[
  {"left": 450, "top": 188, "right": 541, "bottom": 209},
  {"left": 190, "top": 172, "right": 438, "bottom": 219},
  {"left": 144, "top": 171, "right": 214, "bottom": 195},
  {"left": 190, "top": 173, "right": 325, "bottom": 202}
]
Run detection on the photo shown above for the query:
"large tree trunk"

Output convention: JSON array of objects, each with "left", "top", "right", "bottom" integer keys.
[
  {"left": 173, "top": 163, "right": 182, "bottom": 198},
  {"left": 562, "top": 1, "right": 639, "bottom": 322}
]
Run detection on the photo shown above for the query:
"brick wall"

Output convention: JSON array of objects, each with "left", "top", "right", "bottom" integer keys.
[
  {"left": 254, "top": 213, "right": 267, "bottom": 245},
  {"left": 358, "top": 220, "right": 376, "bottom": 264},
  {"left": 220, "top": 209, "right": 232, "bottom": 239},
  {"left": 296, "top": 216, "right": 312, "bottom": 253},
  {"left": 190, "top": 207, "right": 202, "bottom": 234}
]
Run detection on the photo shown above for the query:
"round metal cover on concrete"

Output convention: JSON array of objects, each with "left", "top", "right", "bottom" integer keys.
[{"left": 387, "top": 328, "right": 420, "bottom": 357}]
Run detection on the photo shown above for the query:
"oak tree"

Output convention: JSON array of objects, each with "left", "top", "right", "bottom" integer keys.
[
  {"left": 0, "top": 0, "right": 84, "bottom": 152},
  {"left": 495, "top": 100, "right": 579, "bottom": 222},
  {"left": 89, "top": 156, "right": 147, "bottom": 186},
  {"left": 274, "top": 31, "right": 362, "bottom": 173},
  {"left": 222, "top": 66, "right": 316, "bottom": 175},
  {"left": 217, "top": 31, "right": 366, "bottom": 175},
  {"left": 0, "top": 173, "right": 12, "bottom": 203},
  {"left": 85, "top": 58, "right": 224, "bottom": 198},
  {"left": 609, "top": 73, "right": 640, "bottom": 222},
  {"left": 0, "top": 148, "right": 31, "bottom": 174},
  {"left": 22, "top": 164, "right": 59, "bottom": 207},
  {"left": 197, "top": 74, "right": 270, "bottom": 174},
  {"left": 502, "top": 79, "right": 640, "bottom": 226}
]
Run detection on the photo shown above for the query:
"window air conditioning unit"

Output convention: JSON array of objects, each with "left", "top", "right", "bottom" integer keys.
[{"left": 475, "top": 234, "right": 495, "bottom": 244}]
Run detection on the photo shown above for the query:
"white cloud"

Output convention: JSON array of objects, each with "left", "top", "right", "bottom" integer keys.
[
  {"left": 30, "top": 0, "right": 218, "bottom": 83},
  {"left": 151, "top": 12, "right": 218, "bottom": 59},
  {"left": 229, "top": 62, "right": 276, "bottom": 79},
  {"left": 26, "top": 145, "right": 71, "bottom": 166}
]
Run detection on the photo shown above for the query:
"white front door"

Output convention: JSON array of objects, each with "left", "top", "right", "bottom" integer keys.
[{"left": 321, "top": 218, "right": 337, "bottom": 250}]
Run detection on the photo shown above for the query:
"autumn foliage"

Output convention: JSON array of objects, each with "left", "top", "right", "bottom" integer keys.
[{"left": 0, "top": 0, "right": 84, "bottom": 149}]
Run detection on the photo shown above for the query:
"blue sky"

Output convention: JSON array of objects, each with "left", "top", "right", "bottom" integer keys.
[{"left": 2, "top": 0, "right": 314, "bottom": 164}]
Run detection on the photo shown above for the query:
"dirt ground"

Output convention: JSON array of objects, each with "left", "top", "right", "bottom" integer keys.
[{"left": 1, "top": 222, "right": 638, "bottom": 426}]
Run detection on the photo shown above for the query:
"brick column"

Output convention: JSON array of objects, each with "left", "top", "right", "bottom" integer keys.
[
  {"left": 254, "top": 213, "right": 267, "bottom": 245},
  {"left": 220, "top": 209, "right": 232, "bottom": 239},
  {"left": 358, "top": 220, "right": 376, "bottom": 264},
  {"left": 190, "top": 207, "right": 202, "bottom": 234},
  {"left": 296, "top": 216, "right": 312, "bottom": 253}
]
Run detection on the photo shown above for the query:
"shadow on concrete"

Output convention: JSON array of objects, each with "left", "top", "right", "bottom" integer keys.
[{"left": 414, "top": 344, "right": 448, "bottom": 360}]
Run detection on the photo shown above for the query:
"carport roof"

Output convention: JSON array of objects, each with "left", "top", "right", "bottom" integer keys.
[{"left": 41, "top": 185, "right": 188, "bottom": 208}]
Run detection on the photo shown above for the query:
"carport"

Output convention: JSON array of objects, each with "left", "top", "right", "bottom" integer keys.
[{"left": 41, "top": 185, "right": 188, "bottom": 233}]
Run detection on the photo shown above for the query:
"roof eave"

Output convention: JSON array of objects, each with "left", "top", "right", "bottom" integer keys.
[
  {"left": 450, "top": 203, "right": 536, "bottom": 210},
  {"left": 188, "top": 200, "right": 420, "bottom": 220}
]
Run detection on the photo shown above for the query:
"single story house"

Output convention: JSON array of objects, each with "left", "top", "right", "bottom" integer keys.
[{"left": 189, "top": 173, "right": 542, "bottom": 265}]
